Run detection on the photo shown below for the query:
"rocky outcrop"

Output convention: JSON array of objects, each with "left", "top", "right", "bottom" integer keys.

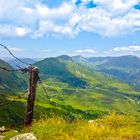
[{"left": 10, "top": 133, "right": 37, "bottom": 140}]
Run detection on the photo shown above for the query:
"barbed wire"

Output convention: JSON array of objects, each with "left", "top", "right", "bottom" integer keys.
[
  {"left": 0, "top": 43, "right": 32, "bottom": 66},
  {"left": 0, "top": 42, "right": 30, "bottom": 107},
  {"left": 0, "top": 66, "right": 17, "bottom": 72},
  {"left": 38, "top": 76, "right": 59, "bottom": 106},
  {"left": 0, "top": 43, "right": 54, "bottom": 108},
  {"left": 0, "top": 65, "right": 30, "bottom": 73},
  {"left": 0, "top": 76, "right": 56, "bottom": 108},
  {"left": 38, "top": 76, "right": 51, "bottom": 102},
  {"left": 0, "top": 73, "right": 54, "bottom": 107}
]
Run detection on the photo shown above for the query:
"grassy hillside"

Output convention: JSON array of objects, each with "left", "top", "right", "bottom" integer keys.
[
  {"left": 73, "top": 55, "right": 140, "bottom": 88},
  {"left": 35, "top": 56, "right": 87, "bottom": 88},
  {"left": 35, "top": 78, "right": 140, "bottom": 120},
  {"left": 3, "top": 113, "right": 140, "bottom": 140},
  {"left": 0, "top": 59, "right": 27, "bottom": 94},
  {"left": 0, "top": 93, "right": 106, "bottom": 127},
  {"left": 1, "top": 55, "right": 140, "bottom": 139},
  {"left": 34, "top": 56, "right": 140, "bottom": 119}
]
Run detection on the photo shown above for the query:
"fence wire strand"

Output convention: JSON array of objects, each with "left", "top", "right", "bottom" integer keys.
[
  {"left": 0, "top": 43, "right": 32, "bottom": 66},
  {"left": 38, "top": 76, "right": 51, "bottom": 102},
  {"left": 0, "top": 43, "right": 53, "bottom": 107}
]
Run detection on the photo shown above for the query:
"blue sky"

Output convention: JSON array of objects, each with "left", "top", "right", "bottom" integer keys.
[{"left": 0, "top": 0, "right": 140, "bottom": 58}]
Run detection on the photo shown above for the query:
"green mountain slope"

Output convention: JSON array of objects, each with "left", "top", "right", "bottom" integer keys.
[
  {"left": 0, "top": 94, "right": 106, "bottom": 127},
  {"left": 0, "top": 56, "right": 106, "bottom": 127},
  {"left": 1, "top": 55, "right": 140, "bottom": 128},
  {"left": 73, "top": 55, "right": 140, "bottom": 88},
  {"left": 34, "top": 55, "right": 140, "bottom": 118},
  {"left": 35, "top": 55, "right": 87, "bottom": 88},
  {"left": 0, "top": 59, "right": 27, "bottom": 93}
]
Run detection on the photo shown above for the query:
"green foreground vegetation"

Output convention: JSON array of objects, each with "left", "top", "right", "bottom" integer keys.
[
  {"left": 2, "top": 113, "right": 140, "bottom": 140},
  {"left": 1, "top": 56, "right": 140, "bottom": 139}
]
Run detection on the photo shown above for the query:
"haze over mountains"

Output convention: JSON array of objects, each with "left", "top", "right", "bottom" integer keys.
[
  {"left": 73, "top": 55, "right": 140, "bottom": 88},
  {"left": 1, "top": 55, "right": 140, "bottom": 90},
  {"left": 32, "top": 54, "right": 140, "bottom": 86},
  {"left": 8, "top": 58, "right": 36, "bottom": 69},
  {"left": 0, "top": 54, "right": 140, "bottom": 127}
]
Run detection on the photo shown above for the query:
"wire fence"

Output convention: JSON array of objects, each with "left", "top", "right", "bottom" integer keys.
[
  {"left": 0, "top": 43, "right": 32, "bottom": 66},
  {"left": 0, "top": 43, "right": 51, "bottom": 107}
]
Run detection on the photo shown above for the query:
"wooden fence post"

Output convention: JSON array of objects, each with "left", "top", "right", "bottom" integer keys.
[{"left": 24, "top": 67, "right": 39, "bottom": 126}]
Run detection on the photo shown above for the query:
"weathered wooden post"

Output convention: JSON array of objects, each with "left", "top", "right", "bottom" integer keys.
[{"left": 24, "top": 67, "right": 39, "bottom": 126}]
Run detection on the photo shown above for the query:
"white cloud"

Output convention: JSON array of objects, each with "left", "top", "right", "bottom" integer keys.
[
  {"left": 94, "top": 0, "right": 139, "bottom": 14},
  {"left": 70, "top": 6, "right": 140, "bottom": 36},
  {"left": 76, "top": 48, "right": 96, "bottom": 53},
  {"left": 104, "top": 45, "right": 140, "bottom": 56},
  {"left": 0, "top": 24, "right": 31, "bottom": 37},
  {"left": 15, "top": 27, "right": 31, "bottom": 37},
  {"left": 36, "top": 2, "right": 73, "bottom": 19},
  {"left": 9, "top": 47, "right": 24, "bottom": 52},
  {"left": 74, "top": 48, "right": 97, "bottom": 56},
  {"left": 112, "top": 45, "right": 140, "bottom": 52},
  {"left": 74, "top": 45, "right": 140, "bottom": 57},
  {"left": 34, "top": 20, "right": 75, "bottom": 38},
  {"left": 0, "top": 0, "right": 140, "bottom": 38}
]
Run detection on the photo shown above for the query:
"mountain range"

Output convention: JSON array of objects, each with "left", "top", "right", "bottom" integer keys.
[
  {"left": 1, "top": 54, "right": 140, "bottom": 94},
  {"left": 1, "top": 54, "right": 140, "bottom": 93},
  {"left": 0, "top": 55, "right": 140, "bottom": 127},
  {"left": 8, "top": 58, "right": 36, "bottom": 69},
  {"left": 73, "top": 55, "right": 140, "bottom": 89}
]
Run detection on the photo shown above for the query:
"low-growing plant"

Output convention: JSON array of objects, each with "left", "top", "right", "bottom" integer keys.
[{"left": 23, "top": 113, "right": 140, "bottom": 140}]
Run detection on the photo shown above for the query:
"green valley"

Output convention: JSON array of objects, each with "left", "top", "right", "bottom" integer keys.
[{"left": 0, "top": 55, "right": 140, "bottom": 139}]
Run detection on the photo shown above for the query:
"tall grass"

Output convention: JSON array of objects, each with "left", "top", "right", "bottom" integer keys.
[{"left": 24, "top": 113, "right": 140, "bottom": 140}]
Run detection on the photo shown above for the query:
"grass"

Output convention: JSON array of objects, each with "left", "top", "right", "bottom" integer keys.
[
  {"left": 0, "top": 94, "right": 107, "bottom": 128},
  {"left": 1, "top": 73, "right": 140, "bottom": 128},
  {"left": 21, "top": 113, "right": 140, "bottom": 140},
  {"left": 1, "top": 58, "right": 140, "bottom": 139},
  {"left": 35, "top": 79, "right": 140, "bottom": 120}
]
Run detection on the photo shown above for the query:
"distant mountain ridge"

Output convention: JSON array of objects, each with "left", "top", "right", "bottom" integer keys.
[
  {"left": 8, "top": 58, "right": 36, "bottom": 69},
  {"left": 33, "top": 54, "right": 140, "bottom": 89},
  {"left": 1, "top": 54, "right": 140, "bottom": 92},
  {"left": 34, "top": 54, "right": 140, "bottom": 119},
  {"left": 72, "top": 55, "right": 140, "bottom": 88},
  {"left": 1, "top": 55, "right": 140, "bottom": 127},
  {"left": 35, "top": 55, "right": 87, "bottom": 88},
  {"left": 88, "top": 55, "right": 140, "bottom": 68}
]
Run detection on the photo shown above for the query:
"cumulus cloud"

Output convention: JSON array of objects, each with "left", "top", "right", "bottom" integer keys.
[
  {"left": 104, "top": 45, "right": 140, "bottom": 56},
  {"left": 111, "top": 45, "right": 140, "bottom": 52},
  {"left": 70, "top": 0, "right": 140, "bottom": 36},
  {"left": 9, "top": 47, "right": 24, "bottom": 52},
  {"left": 94, "top": 0, "right": 139, "bottom": 13},
  {"left": 0, "top": 24, "right": 31, "bottom": 37},
  {"left": 73, "top": 45, "right": 140, "bottom": 57},
  {"left": 75, "top": 48, "right": 96, "bottom": 53},
  {"left": 36, "top": 2, "right": 73, "bottom": 19},
  {"left": 74, "top": 48, "right": 97, "bottom": 56},
  {"left": 34, "top": 20, "right": 75, "bottom": 38},
  {"left": 0, "top": 0, "right": 140, "bottom": 38}
]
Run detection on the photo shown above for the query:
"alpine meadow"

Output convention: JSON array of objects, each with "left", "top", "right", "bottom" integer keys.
[{"left": 0, "top": 0, "right": 140, "bottom": 140}]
